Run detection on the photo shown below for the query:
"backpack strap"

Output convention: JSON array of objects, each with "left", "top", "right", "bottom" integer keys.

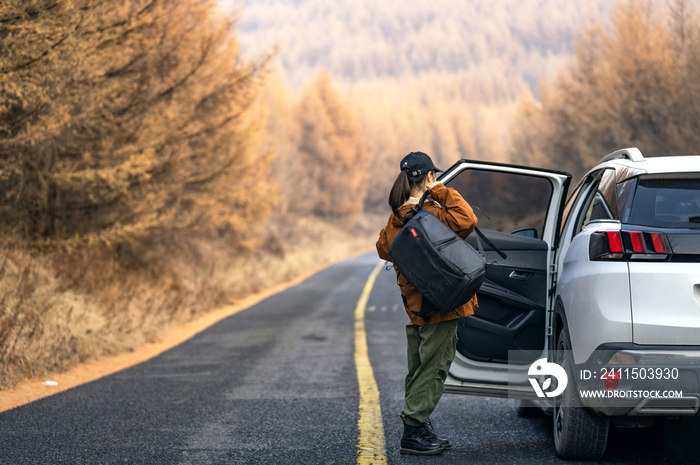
[
  {"left": 413, "top": 190, "right": 506, "bottom": 260},
  {"left": 417, "top": 189, "right": 432, "bottom": 209},
  {"left": 401, "top": 189, "right": 434, "bottom": 224},
  {"left": 474, "top": 227, "right": 508, "bottom": 260},
  {"left": 401, "top": 208, "right": 418, "bottom": 225},
  {"left": 421, "top": 189, "right": 506, "bottom": 260}
]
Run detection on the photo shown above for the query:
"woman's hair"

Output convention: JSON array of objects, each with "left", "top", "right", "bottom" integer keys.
[{"left": 388, "top": 170, "right": 431, "bottom": 216}]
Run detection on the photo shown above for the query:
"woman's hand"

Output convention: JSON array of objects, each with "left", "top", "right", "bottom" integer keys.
[{"left": 427, "top": 181, "right": 443, "bottom": 191}]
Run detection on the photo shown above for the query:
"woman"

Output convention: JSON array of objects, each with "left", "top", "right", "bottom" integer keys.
[{"left": 376, "top": 151, "right": 478, "bottom": 456}]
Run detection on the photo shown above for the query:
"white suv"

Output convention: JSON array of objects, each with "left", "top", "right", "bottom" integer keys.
[{"left": 436, "top": 148, "right": 700, "bottom": 460}]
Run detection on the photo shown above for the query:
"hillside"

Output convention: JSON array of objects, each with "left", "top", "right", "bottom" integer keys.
[
  {"left": 227, "top": 0, "right": 615, "bottom": 97},
  {"left": 219, "top": 0, "right": 620, "bottom": 189}
]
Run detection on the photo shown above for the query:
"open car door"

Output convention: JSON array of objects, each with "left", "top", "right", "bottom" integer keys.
[{"left": 438, "top": 160, "right": 570, "bottom": 398}]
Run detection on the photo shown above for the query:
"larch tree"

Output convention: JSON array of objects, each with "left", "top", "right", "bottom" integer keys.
[
  {"left": 510, "top": 0, "right": 700, "bottom": 179},
  {"left": 0, "top": 0, "right": 271, "bottom": 250},
  {"left": 295, "top": 70, "right": 370, "bottom": 228}
]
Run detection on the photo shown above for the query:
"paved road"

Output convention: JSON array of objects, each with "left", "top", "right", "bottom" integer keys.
[{"left": 1, "top": 253, "right": 699, "bottom": 464}]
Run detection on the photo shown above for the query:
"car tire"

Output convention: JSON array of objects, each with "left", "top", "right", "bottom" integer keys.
[
  {"left": 515, "top": 399, "right": 544, "bottom": 418},
  {"left": 553, "top": 327, "right": 609, "bottom": 460}
]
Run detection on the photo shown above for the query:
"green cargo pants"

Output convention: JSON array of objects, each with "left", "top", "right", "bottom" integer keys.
[{"left": 401, "top": 319, "right": 459, "bottom": 426}]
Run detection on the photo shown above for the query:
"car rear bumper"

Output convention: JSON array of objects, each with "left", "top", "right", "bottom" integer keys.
[{"left": 574, "top": 343, "right": 700, "bottom": 417}]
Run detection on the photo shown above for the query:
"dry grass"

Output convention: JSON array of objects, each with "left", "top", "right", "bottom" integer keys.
[{"left": 0, "top": 212, "right": 386, "bottom": 390}]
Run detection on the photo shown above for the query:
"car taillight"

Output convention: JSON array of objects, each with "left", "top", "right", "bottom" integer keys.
[
  {"left": 649, "top": 233, "right": 669, "bottom": 253},
  {"left": 589, "top": 231, "right": 625, "bottom": 260},
  {"left": 628, "top": 231, "right": 645, "bottom": 253},
  {"left": 589, "top": 230, "right": 671, "bottom": 261},
  {"left": 603, "top": 370, "right": 621, "bottom": 390},
  {"left": 607, "top": 231, "right": 624, "bottom": 253}
]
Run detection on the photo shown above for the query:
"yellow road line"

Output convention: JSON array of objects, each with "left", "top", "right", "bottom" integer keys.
[{"left": 354, "top": 260, "right": 387, "bottom": 465}]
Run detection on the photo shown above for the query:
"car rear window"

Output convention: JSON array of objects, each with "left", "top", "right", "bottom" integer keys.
[{"left": 628, "top": 177, "right": 700, "bottom": 229}]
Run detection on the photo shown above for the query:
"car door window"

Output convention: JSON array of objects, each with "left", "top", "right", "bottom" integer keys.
[
  {"left": 592, "top": 168, "right": 619, "bottom": 220},
  {"left": 616, "top": 177, "right": 638, "bottom": 223},
  {"left": 559, "top": 177, "right": 589, "bottom": 236},
  {"left": 446, "top": 168, "right": 553, "bottom": 238},
  {"left": 575, "top": 169, "right": 618, "bottom": 234}
]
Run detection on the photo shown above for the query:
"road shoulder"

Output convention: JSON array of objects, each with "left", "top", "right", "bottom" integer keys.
[{"left": 0, "top": 249, "right": 371, "bottom": 413}]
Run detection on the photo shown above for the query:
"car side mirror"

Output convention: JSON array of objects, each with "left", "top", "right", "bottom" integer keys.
[{"left": 510, "top": 227, "right": 539, "bottom": 239}]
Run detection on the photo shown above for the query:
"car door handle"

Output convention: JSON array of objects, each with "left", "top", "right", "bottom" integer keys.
[{"left": 509, "top": 270, "right": 533, "bottom": 281}]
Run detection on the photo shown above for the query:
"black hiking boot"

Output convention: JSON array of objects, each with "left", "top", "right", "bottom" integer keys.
[
  {"left": 425, "top": 417, "right": 451, "bottom": 449},
  {"left": 400, "top": 422, "right": 446, "bottom": 455}
]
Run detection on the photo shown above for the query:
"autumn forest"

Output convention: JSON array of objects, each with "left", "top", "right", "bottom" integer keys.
[{"left": 2, "top": 0, "right": 700, "bottom": 388}]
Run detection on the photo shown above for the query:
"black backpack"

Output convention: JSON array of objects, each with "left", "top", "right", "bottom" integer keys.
[{"left": 388, "top": 190, "right": 507, "bottom": 323}]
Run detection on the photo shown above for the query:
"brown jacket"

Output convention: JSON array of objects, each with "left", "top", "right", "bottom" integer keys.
[{"left": 376, "top": 183, "right": 479, "bottom": 326}]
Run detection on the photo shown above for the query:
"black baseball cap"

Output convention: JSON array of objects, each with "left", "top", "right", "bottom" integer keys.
[{"left": 400, "top": 151, "right": 443, "bottom": 179}]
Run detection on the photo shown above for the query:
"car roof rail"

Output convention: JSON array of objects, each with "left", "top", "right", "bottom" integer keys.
[{"left": 599, "top": 147, "right": 644, "bottom": 164}]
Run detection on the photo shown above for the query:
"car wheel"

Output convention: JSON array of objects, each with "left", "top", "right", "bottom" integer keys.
[
  {"left": 553, "top": 327, "right": 609, "bottom": 460},
  {"left": 515, "top": 399, "right": 544, "bottom": 418}
]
